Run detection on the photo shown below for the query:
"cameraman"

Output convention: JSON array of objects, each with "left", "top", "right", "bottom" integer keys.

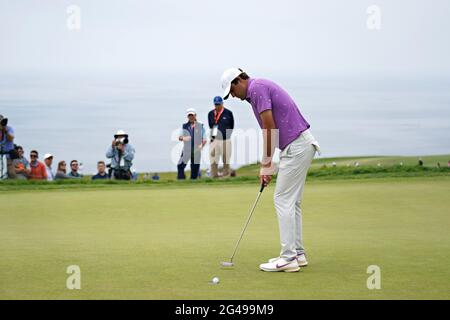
[
  {"left": 106, "top": 130, "right": 135, "bottom": 180},
  {"left": 0, "top": 114, "right": 17, "bottom": 179}
]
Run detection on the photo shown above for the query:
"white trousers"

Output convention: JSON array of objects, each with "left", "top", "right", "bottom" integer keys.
[{"left": 274, "top": 129, "right": 320, "bottom": 260}]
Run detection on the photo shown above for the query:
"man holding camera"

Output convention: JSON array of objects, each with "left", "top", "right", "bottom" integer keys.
[
  {"left": 106, "top": 130, "right": 135, "bottom": 180},
  {"left": 208, "top": 96, "right": 234, "bottom": 178},
  {"left": 0, "top": 114, "right": 17, "bottom": 179}
]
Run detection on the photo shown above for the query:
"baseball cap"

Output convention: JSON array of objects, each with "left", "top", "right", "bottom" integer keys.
[
  {"left": 221, "top": 67, "right": 244, "bottom": 100},
  {"left": 44, "top": 153, "right": 53, "bottom": 160},
  {"left": 186, "top": 108, "right": 197, "bottom": 116},
  {"left": 213, "top": 96, "right": 224, "bottom": 105}
]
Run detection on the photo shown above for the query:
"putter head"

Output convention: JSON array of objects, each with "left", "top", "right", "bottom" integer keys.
[{"left": 220, "top": 261, "right": 234, "bottom": 267}]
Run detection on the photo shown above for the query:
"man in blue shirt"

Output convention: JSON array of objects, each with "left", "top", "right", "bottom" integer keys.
[
  {"left": 92, "top": 161, "right": 109, "bottom": 180},
  {"left": 0, "top": 114, "right": 16, "bottom": 179},
  {"left": 12, "top": 146, "right": 30, "bottom": 180},
  {"left": 208, "top": 96, "right": 234, "bottom": 177}
]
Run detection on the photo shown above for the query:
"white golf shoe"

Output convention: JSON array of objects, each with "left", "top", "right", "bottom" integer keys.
[
  {"left": 268, "top": 254, "right": 308, "bottom": 267},
  {"left": 260, "top": 257, "right": 300, "bottom": 272},
  {"left": 296, "top": 253, "right": 308, "bottom": 267}
]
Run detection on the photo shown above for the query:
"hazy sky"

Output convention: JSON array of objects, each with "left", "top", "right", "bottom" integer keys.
[{"left": 1, "top": 0, "right": 450, "bottom": 76}]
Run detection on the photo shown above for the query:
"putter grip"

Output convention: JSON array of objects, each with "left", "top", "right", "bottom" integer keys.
[{"left": 260, "top": 183, "right": 265, "bottom": 193}]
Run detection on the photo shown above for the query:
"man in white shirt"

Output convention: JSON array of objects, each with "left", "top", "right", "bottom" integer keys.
[{"left": 44, "top": 153, "right": 55, "bottom": 181}]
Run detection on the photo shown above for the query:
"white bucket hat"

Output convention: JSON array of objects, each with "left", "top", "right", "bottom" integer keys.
[
  {"left": 115, "top": 130, "right": 128, "bottom": 136},
  {"left": 186, "top": 108, "right": 197, "bottom": 116}
]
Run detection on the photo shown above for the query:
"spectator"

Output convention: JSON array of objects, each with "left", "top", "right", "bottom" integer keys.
[
  {"left": 28, "top": 150, "right": 47, "bottom": 180},
  {"left": 448, "top": 160, "right": 450, "bottom": 168},
  {"left": 92, "top": 161, "right": 109, "bottom": 180},
  {"left": 55, "top": 161, "right": 70, "bottom": 179},
  {"left": 68, "top": 160, "right": 82, "bottom": 178},
  {"left": 44, "top": 153, "right": 55, "bottom": 181},
  {"left": 177, "top": 108, "right": 206, "bottom": 180},
  {"left": 151, "top": 173, "right": 160, "bottom": 181},
  {"left": 208, "top": 96, "right": 234, "bottom": 177},
  {"left": 0, "top": 114, "right": 17, "bottom": 179},
  {"left": 106, "top": 130, "right": 135, "bottom": 180},
  {"left": 13, "top": 146, "right": 30, "bottom": 180}
]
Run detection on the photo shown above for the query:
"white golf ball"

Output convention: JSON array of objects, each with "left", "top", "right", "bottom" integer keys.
[{"left": 212, "top": 277, "right": 220, "bottom": 284}]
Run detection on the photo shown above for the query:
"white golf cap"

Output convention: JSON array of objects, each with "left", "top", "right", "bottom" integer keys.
[
  {"left": 186, "top": 108, "right": 197, "bottom": 116},
  {"left": 44, "top": 153, "right": 53, "bottom": 159},
  {"left": 115, "top": 129, "right": 127, "bottom": 136},
  {"left": 221, "top": 67, "right": 244, "bottom": 100}
]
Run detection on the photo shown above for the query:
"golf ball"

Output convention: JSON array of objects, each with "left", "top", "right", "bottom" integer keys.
[{"left": 212, "top": 277, "right": 220, "bottom": 284}]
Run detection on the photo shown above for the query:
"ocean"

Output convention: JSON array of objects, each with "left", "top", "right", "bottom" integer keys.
[{"left": 1, "top": 72, "right": 449, "bottom": 174}]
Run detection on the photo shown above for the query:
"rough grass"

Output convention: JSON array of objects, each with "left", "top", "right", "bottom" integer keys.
[{"left": 1, "top": 154, "right": 449, "bottom": 192}]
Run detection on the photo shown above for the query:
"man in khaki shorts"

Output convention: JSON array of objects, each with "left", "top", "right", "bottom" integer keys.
[
  {"left": 221, "top": 68, "right": 321, "bottom": 272},
  {"left": 208, "top": 96, "right": 234, "bottom": 177}
]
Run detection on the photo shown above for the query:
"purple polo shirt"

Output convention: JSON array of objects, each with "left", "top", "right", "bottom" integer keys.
[{"left": 246, "top": 78, "right": 310, "bottom": 150}]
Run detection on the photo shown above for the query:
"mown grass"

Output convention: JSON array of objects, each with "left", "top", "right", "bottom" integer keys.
[{"left": 1, "top": 176, "right": 449, "bottom": 299}]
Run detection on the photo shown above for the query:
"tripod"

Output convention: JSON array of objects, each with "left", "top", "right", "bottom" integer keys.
[{"left": 0, "top": 145, "right": 7, "bottom": 180}]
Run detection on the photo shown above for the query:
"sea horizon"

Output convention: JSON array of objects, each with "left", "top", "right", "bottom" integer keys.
[{"left": 2, "top": 71, "right": 449, "bottom": 174}]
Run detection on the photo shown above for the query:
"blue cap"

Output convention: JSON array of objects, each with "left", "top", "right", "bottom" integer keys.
[{"left": 213, "top": 96, "right": 223, "bottom": 105}]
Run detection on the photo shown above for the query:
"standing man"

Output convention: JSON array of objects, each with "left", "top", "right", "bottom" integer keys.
[
  {"left": 0, "top": 114, "right": 16, "bottom": 179},
  {"left": 208, "top": 96, "right": 234, "bottom": 177},
  {"left": 44, "top": 153, "right": 55, "bottom": 181},
  {"left": 177, "top": 108, "right": 206, "bottom": 180},
  {"left": 221, "top": 68, "right": 321, "bottom": 272}
]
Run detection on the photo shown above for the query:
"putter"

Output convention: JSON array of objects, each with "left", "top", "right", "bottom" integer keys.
[{"left": 220, "top": 183, "right": 266, "bottom": 267}]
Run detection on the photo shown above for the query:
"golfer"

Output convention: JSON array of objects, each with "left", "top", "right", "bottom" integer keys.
[{"left": 221, "top": 68, "right": 320, "bottom": 272}]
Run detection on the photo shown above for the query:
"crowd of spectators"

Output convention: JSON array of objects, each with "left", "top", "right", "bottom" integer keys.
[{"left": 1, "top": 117, "right": 136, "bottom": 181}]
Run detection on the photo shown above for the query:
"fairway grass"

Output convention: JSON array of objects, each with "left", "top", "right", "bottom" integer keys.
[{"left": 1, "top": 176, "right": 450, "bottom": 299}]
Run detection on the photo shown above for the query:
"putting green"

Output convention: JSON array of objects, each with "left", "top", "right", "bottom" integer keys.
[{"left": 1, "top": 177, "right": 449, "bottom": 299}]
